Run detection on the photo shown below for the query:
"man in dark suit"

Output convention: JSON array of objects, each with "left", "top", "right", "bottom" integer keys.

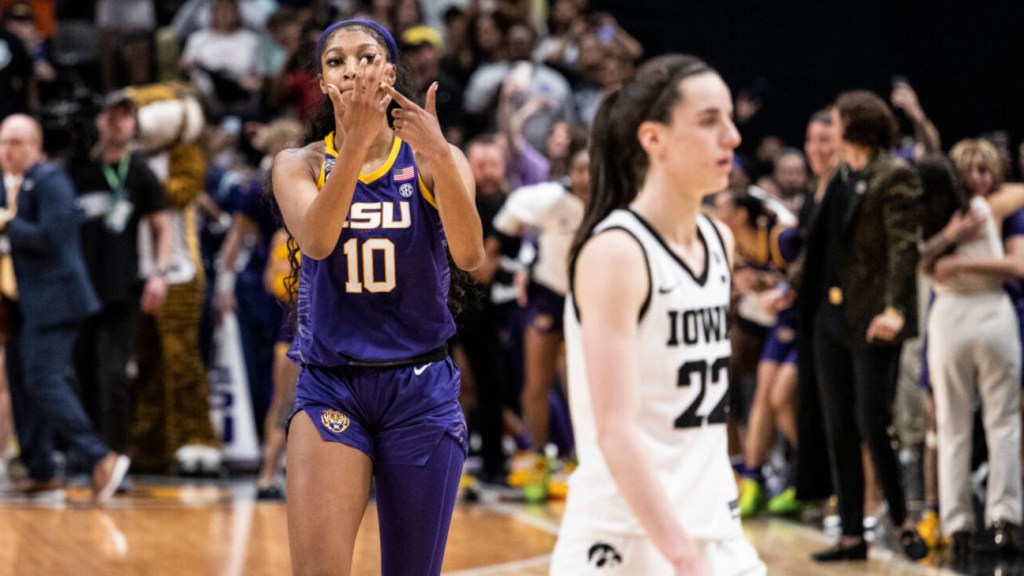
[
  {"left": 792, "top": 92, "right": 927, "bottom": 562},
  {"left": 0, "top": 114, "right": 129, "bottom": 502}
]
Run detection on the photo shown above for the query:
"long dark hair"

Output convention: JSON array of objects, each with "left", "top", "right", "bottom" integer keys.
[
  {"left": 277, "top": 20, "right": 473, "bottom": 318},
  {"left": 568, "top": 54, "right": 715, "bottom": 271},
  {"left": 917, "top": 153, "right": 969, "bottom": 240}
]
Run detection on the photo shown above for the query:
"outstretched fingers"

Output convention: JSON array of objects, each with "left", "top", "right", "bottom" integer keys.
[
  {"left": 424, "top": 82, "right": 438, "bottom": 116},
  {"left": 353, "top": 58, "right": 391, "bottom": 101},
  {"left": 381, "top": 83, "right": 417, "bottom": 111},
  {"left": 325, "top": 83, "right": 350, "bottom": 113}
]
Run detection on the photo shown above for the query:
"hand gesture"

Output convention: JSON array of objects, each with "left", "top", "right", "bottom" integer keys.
[
  {"left": 326, "top": 56, "right": 394, "bottom": 149},
  {"left": 866, "top": 309, "right": 905, "bottom": 343},
  {"left": 383, "top": 82, "right": 449, "bottom": 162}
]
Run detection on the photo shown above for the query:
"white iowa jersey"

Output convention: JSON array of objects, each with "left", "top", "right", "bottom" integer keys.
[{"left": 562, "top": 209, "right": 741, "bottom": 540}]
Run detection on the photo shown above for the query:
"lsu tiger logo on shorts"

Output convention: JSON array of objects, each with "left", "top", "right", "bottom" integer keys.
[{"left": 321, "top": 409, "right": 350, "bottom": 434}]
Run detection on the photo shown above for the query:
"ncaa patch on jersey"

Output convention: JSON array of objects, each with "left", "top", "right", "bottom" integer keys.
[
  {"left": 399, "top": 182, "right": 415, "bottom": 198},
  {"left": 320, "top": 409, "right": 350, "bottom": 434}
]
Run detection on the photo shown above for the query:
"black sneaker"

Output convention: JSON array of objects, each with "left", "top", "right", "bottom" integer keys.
[
  {"left": 257, "top": 485, "right": 285, "bottom": 501},
  {"left": 899, "top": 527, "right": 929, "bottom": 561},
  {"left": 811, "top": 539, "right": 868, "bottom": 562},
  {"left": 951, "top": 531, "right": 972, "bottom": 565}
]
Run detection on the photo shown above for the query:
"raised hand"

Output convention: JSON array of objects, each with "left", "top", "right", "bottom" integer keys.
[
  {"left": 326, "top": 56, "right": 394, "bottom": 149},
  {"left": 891, "top": 84, "right": 924, "bottom": 123},
  {"left": 383, "top": 82, "right": 449, "bottom": 162}
]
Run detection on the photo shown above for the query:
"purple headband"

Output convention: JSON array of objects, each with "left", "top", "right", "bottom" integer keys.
[{"left": 316, "top": 19, "right": 399, "bottom": 65}]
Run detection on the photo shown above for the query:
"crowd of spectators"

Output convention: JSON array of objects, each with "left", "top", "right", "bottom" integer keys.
[{"left": 1, "top": 0, "right": 1023, "bottom": 568}]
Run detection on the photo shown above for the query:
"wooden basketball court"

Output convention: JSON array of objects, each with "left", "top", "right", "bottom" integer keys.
[{"left": 0, "top": 477, "right": 971, "bottom": 575}]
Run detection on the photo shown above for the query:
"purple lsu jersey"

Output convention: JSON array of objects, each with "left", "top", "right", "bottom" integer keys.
[{"left": 289, "top": 134, "right": 455, "bottom": 366}]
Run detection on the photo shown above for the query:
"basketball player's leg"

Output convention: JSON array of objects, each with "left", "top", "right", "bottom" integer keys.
[
  {"left": 763, "top": 356, "right": 802, "bottom": 516},
  {"left": 373, "top": 360, "right": 468, "bottom": 576},
  {"left": 286, "top": 366, "right": 377, "bottom": 576},
  {"left": 743, "top": 359, "right": 780, "bottom": 470},
  {"left": 286, "top": 413, "right": 372, "bottom": 576},
  {"left": 375, "top": 434, "right": 465, "bottom": 575},
  {"left": 768, "top": 361, "right": 798, "bottom": 447},
  {"left": 257, "top": 343, "right": 298, "bottom": 493},
  {"left": 739, "top": 359, "right": 780, "bottom": 517},
  {"left": 522, "top": 323, "right": 563, "bottom": 451}
]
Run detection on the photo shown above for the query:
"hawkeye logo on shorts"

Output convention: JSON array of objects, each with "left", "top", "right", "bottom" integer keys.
[
  {"left": 587, "top": 542, "right": 622, "bottom": 568},
  {"left": 321, "top": 409, "right": 350, "bottom": 434}
]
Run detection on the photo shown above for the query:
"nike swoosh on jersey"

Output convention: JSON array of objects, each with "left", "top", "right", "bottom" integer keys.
[
  {"left": 413, "top": 363, "right": 433, "bottom": 376},
  {"left": 658, "top": 285, "right": 678, "bottom": 294}
]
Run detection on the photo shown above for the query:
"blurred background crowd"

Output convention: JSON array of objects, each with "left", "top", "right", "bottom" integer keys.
[{"left": 1, "top": 0, "right": 1023, "bottom": 569}]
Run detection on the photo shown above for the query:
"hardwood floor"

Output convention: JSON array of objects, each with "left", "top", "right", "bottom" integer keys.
[{"left": 0, "top": 478, "right": 970, "bottom": 575}]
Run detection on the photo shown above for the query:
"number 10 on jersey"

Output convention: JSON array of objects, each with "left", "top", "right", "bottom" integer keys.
[{"left": 343, "top": 237, "right": 396, "bottom": 293}]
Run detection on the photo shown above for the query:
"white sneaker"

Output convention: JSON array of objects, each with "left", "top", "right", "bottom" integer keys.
[
  {"left": 93, "top": 454, "right": 130, "bottom": 504},
  {"left": 197, "top": 446, "right": 222, "bottom": 474},
  {"left": 174, "top": 445, "right": 201, "bottom": 474}
]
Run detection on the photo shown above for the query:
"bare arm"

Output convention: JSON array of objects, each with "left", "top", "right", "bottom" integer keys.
[
  {"left": 426, "top": 144, "right": 485, "bottom": 270},
  {"left": 989, "top": 184, "right": 1024, "bottom": 223},
  {"left": 935, "top": 236, "right": 1024, "bottom": 283},
  {"left": 275, "top": 61, "right": 393, "bottom": 259},
  {"left": 470, "top": 236, "right": 502, "bottom": 285},
  {"left": 385, "top": 82, "right": 485, "bottom": 270},
  {"left": 891, "top": 84, "right": 940, "bottom": 154},
  {"left": 139, "top": 210, "right": 173, "bottom": 313},
  {"left": 575, "top": 231, "right": 708, "bottom": 575},
  {"left": 149, "top": 210, "right": 172, "bottom": 273},
  {"left": 918, "top": 209, "right": 984, "bottom": 274}
]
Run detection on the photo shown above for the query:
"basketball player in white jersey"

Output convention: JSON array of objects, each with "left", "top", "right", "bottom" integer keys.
[{"left": 550, "top": 54, "right": 765, "bottom": 575}]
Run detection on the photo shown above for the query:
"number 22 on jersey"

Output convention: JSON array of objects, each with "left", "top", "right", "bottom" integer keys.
[{"left": 675, "top": 356, "right": 729, "bottom": 429}]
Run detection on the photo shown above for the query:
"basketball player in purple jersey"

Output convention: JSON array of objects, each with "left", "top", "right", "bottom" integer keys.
[{"left": 271, "top": 19, "right": 484, "bottom": 576}]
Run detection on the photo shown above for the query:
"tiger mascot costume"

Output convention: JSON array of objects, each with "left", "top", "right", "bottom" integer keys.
[{"left": 122, "top": 82, "right": 220, "bottom": 474}]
